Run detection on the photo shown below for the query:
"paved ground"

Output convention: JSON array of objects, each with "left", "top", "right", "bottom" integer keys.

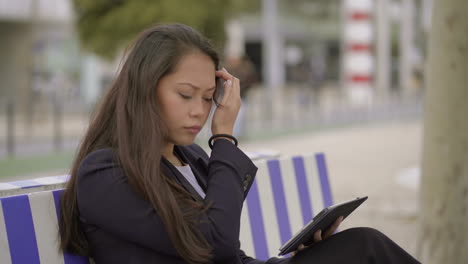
[{"left": 242, "top": 119, "right": 422, "bottom": 259}]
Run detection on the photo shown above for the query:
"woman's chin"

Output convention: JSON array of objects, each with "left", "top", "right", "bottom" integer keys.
[{"left": 173, "top": 136, "right": 196, "bottom": 146}]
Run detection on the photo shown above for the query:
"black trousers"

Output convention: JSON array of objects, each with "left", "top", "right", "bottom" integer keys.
[{"left": 267, "top": 227, "right": 421, "bottom": 264}]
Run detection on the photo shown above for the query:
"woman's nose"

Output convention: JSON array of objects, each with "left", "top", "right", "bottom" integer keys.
[{"left": 189, "top": 99, "right": 205, "bottom": 117}]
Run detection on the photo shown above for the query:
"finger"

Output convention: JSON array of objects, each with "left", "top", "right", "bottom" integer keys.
[
  {"left": 215, "top": 68, "right": 234, "bottom": 81},
  {"left": 291, "top": 244, "right": 305, "bottom": 257},
  {"left": 216, "top": 68, "right": 239, "bottom": 98},
  {"left": 324, "top": 217, "right": 342, "bottom": 238},
  {"left": 232, "top": 77, "right": 240, "bottom": 97},
  {"left": 336, "top": 216, "right": 344, "bottom": 226},
  {"left": 313, "top": 229, "right": 322, "bottom": 243},
  {"left": 219, "top": 79, "right": 233, "bottom": 106},
  {"left": 324, "top": 216, "right": 344, "bottom": 238}
]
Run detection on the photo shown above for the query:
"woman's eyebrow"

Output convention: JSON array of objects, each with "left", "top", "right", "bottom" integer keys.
[{"left": 177, "top": 82, "right": 216, "bottom": 91}]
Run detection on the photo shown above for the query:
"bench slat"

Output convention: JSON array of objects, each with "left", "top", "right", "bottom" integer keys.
[
  {"left": 52, "top": 190, "right": 90, "bottom": 264},
  {"left": 316, "top": 153, "right": 333, "bottom": 207},
  {"left": 292, "top": 156, "right": 314, "bottom": 225},
  {"left": 280, "top": 157, "right": 304, "bottom": 236},
  {"left": 29, "top": 192, "right": 64, "bottom": 264},
  {"left": 0, "top": 202, "right": 13, "bottom": 264},
  {"left": 2, "top": 195, "right": 41, "bottom": 263},
  {"left": 243, "top": 162, "right": 273, "bottom": 259}
]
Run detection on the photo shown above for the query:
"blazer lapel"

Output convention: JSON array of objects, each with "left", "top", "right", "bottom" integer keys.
[
  {"left": 174, "top": 145, "right": 208, "bottom": 192},
  {"left": 161, "top": 157, "right": 204, "bottom": 202}
]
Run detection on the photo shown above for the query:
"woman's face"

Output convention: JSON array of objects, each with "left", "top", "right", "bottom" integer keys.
[{"left": 156, "top": 51, "right": 216, "bottom": 146}]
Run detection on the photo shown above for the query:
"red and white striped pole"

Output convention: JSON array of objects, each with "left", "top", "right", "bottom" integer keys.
[{"left": 342, "top": 0, "right": 374, "bottom": 105}]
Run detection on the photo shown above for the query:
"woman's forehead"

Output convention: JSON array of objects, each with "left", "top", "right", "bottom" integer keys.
[{"left": 168, "top": 52, "right": 216, "bottom": 87}]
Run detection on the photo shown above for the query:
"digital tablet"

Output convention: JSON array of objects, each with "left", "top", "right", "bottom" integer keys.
[{"left": 278, "top": 196, "right": 368, "bottom": 256}]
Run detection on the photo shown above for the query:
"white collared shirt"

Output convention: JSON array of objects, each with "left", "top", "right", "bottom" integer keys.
[{"left": 175, "top": 164, "right": 206, "bottom": 199}]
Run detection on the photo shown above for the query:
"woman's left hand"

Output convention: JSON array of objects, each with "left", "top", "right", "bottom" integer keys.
[{"left": 291, "top": 216, "right": 344, "bottom": 257}]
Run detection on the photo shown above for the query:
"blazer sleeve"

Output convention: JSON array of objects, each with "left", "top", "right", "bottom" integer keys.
[
  {"left": 188, "top": 143, "right": 266, "bottom": 263},
  {"left": 76, "top": 139, "right": 257, "bottom": 261}
]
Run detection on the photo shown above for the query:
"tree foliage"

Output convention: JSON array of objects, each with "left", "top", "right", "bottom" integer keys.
[{"left": 73, "top": 0, "right": 259, "bottom": 59}]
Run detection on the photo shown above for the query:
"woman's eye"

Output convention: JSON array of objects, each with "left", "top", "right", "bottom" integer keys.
[
  {"left": 179, "top": 93, "right": 192, "bottom": 99},
  {"left": 204, "top": 97, "right": 213, "bottom": 102}
]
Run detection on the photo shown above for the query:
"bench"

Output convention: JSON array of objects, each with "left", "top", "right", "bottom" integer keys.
[
  {"left": 0, "top": 153, "right": 333, "bottom": 263},
  {"left": 240, "top": 153, "right": 333, "bottom": 259}
]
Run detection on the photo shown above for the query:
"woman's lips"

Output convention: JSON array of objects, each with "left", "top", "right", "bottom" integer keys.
[{"left": 184, "top": 126, "right": 201, "bottom": 134}]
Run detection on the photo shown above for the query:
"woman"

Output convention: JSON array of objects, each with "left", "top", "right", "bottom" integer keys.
[{"left": 59, "top": 24, "right": 420, "bottom": 264}]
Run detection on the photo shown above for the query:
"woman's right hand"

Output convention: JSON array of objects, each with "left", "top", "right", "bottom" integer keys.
[{"left": 212, "top": 68, "right": 241, "bottom": 135}]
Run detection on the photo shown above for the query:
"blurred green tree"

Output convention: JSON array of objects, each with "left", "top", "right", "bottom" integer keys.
[{"left": 73, "top": 0, "right": 259, "bottom": 59}]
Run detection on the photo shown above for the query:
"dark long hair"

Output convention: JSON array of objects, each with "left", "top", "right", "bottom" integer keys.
[{"left": 59, "top": 24, "right": 220, "bottom": 264}]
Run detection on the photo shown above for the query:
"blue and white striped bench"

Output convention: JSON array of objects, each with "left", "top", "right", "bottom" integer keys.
[
  {"left": 240, "top": 153, "right": 333, "bottom": 259},
  {"left": 0, "top": 190, "right": 90, "bottom": 264},
  {"left": 0, "top": 153, "right": 333, "bottom": 263},
  {"left": 0, "top": 175, "right": 69, "bottom": 197}
]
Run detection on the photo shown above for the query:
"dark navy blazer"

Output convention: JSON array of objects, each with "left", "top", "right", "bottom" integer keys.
[{"left": 76, "top": 139, "right": 286, "bottom": 264}]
